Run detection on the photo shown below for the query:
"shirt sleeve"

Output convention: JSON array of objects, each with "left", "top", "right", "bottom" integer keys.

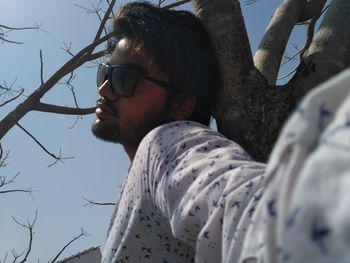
[{"left": 136, "top": 121, "right": 266, "bottom": 263}]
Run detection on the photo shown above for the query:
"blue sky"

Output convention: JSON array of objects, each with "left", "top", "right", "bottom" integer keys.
[{"left": 0, "top": 0, "right": 307, "bottom": 261}]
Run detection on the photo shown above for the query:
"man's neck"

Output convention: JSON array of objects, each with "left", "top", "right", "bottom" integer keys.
[{"left": 124, "top": 145, "right": 138, "bottom": 161}]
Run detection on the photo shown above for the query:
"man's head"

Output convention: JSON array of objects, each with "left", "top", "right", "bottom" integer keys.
[{"left": 92, "top": 1, "right": 220, "bottom": 157}]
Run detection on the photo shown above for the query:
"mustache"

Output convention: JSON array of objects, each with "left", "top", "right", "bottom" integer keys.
[{"left": 98, "top": 97, "right": 118, "bottom": 115}]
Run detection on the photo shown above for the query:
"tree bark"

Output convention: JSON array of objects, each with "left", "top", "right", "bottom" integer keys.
[
  {"left": 289, "top": 0, "right": 350, "bottom": 101},
  {"left": 192, "top": 0, "right": 294, "bottom": 161}
]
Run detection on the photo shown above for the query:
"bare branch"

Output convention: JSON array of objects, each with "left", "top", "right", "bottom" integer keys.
[
  {"left": 61, "top": 42, "right": 74, "bottom": 57},
  {"left": 83, "top": 197, "right": 116, "bottom": 208},
  {"left": 0, "top": 24, "right": 39, "bottom": 31},
  {"left": 244, "top": 0, "right": 258, "bottom": 5},
  {"left": 11, "top": 210, "right": 38, "bottom": 263},
  {"left": 0, "top": 29, "right": 114, "bottom": 140},
  {"left": 39, "top": 50, "right": 44, "bottom": 85},
  {"left": 0, "top": 89, "right": 24, "bottom": 107},
  {"left": 0, "top": 173, "right": 20, "bottom": 189},
  {"left": 16, "top": 123, "right": 73, "bottom": 165},
  {"left": 0, "top": 142, "right": 3, "bottom": 161},
  {"left": 0, "top": 23, "right": 43, "bottom": 45},
  {"left": 0, "top": 146, "right": 9, "bottom": 168},
  {"left": 158, "top": 0, "right": 166, "bottom": 7},
  {"left": 33, "top": 102, "right": 96, "bottom": 115},
  {"left": 50, "top": 229, "right": 88, "bottom": 263},
  {"left": 300, "top": 5, "right": 329, "bottom": 58},
  {"left": 0, "top": 36, "right": 24, "bottom": 45},
  {"left": 93, "top": 0, "right": 117, "bottom": 43}
]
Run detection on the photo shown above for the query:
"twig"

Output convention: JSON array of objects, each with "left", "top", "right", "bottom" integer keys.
[
  {"left": 0, "top": 23, "right": 42, "bottom": 45},
  {"left": 300, "top": 5, "right": 329, "bottom": 58},
  {"left": 244, "top": 0, "right": 258, "bottom": 5},
  {"left": 158, "top": 0, "right": 166, "bottom": 7},
  {"left": 0, "top": 89, "right": 24, "bottom": 107},
  {"left": 83, "top": 197, "right": 116, "bottom": 207},
  {"left": 0, "top": 173, "right": 37, "bottom": 196},
  {"left": 11, "top": 210, "right": 38, "bottom": 263},
  {"left": 0, "top": 36, "right": 24, "bottom": 45},
  {"left": 277, "top": 66, "right": 298, "bottom": 81},
  {"left": 16, "top": 123, "right": 73, "bottom": 166},
  {"left": 39, "top": 50, "right": 44, "bottom": 85},
  {"left": 0, "top": 24, "right": 39, "bottom": 31},
  {"left": 50, "top": 229, "right": 88, "bottom": 263},
  {"left": 93, "top": 0, "right": 117, "bottom": 43},
  {"left": 0, "top": 173, "right": 19, "bottom": 188},
  {"left": 61, "top": 42, "right": 74, "bottom": 57}
]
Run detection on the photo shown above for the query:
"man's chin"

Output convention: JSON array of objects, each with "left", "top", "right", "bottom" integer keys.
[{"left": 91, "top": 120, "right": 119, "bottom": 143}]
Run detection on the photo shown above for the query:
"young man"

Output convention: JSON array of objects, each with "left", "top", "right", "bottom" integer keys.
[
  {"left": 92, "top": 2, "right": 266, "bottom": 262},
  {"left": 92, "top": 2, "right": 350, "bottom": 263}
]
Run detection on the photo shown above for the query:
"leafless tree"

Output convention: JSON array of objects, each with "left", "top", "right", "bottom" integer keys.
[
  {"left": 190, "top": 0, "right": 349, "bottom": 161},
  {"left": 1, "top": 0, "right": 349, "bottom": 162}
]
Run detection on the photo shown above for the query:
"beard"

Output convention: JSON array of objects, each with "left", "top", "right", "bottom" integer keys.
[{"left": 91, "top": 105, "right": 170, "bottom": 149}]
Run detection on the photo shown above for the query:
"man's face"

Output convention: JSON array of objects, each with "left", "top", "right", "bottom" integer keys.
[{"left": 92, "top": 38, "right": 171, "bottom": 155}]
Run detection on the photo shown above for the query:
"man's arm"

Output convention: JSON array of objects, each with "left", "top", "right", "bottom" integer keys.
[{"left": 138, "top": 121, "right": 266, "bottom": 262}]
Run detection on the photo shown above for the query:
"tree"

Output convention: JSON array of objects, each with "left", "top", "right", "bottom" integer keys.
[
  {"left": 191, "top": 0, "right": 350, "bottom": 161},
  {"left": 1, "top": 0, "right": 349, "bottom": 162}
]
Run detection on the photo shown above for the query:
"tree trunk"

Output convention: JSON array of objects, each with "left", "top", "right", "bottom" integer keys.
[
  {"left": 192, "top": 0, "right": 350, "bottom": 162},
  {"left": 192, "top": 0, "right": 294, "bottom": 162}
]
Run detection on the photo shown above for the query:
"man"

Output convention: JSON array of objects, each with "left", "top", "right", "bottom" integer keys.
[
  {"left": 92, "top": 2, "right": 265, "bottom": 262},
  {"left": 92, "top": 2, "right": 350, "bottom": 263}
]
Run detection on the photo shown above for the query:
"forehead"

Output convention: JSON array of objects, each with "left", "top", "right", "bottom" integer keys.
[
  {"left": 109, "top": 38, "right": 148, "bottom": 66},
  {"left": 108, "top": 38, "right": 165, "bottom": 78}
]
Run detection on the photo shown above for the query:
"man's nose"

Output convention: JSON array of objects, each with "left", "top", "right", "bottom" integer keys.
[{"left": 98, "top": 79, "right": 118, "bottom": 100}]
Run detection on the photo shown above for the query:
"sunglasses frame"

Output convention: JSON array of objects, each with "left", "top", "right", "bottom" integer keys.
[{"left": 97, "top": 63, "right": 170, "bottom": 97}]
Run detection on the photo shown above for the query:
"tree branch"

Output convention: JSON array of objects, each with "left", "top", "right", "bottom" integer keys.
[
  {"left": 288, "top": 0, "right": 350, "bottom": 101},
  {"left": 0, "top": 23, "right": 42, "bottom": 45},
  {"left": 50, "top": 229, "right": 88, "bottom": 263},
  {"left": 93, "top": 0, "right": 117, "bottom": 43},
  {"left": 16, "top": 123, "right": 73, "bottom": 166},
  {"left": 33, "top": 102, "right": 95, "bottom": 115},
  {"left": 39, "top": 50, "right": 44, "bottom": 85},
  {"left": 83, "top": 197, "right": 116, "bottom": 208},
  {"left": 0, "top": 29, "right": 115, "bottom": 140},
  {"left": 0, "top": 24, "right": 39, "bottom": 31},
  {"left": 11, "top": 210, "right": 37, "bottom": 263},
  {"left": 254, "top": 0, "right": 305, "bottom": 85},
  {"left": 0, "top": 89, "right": 24, "bottom": 107}
]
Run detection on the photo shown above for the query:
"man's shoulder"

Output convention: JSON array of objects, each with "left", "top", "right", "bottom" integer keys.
[
  {"left": 141, "top": 121, "right": 216, "bottom": 147},
  {"left": 136, "top": 120, "right": 253, "bottom": 162}
]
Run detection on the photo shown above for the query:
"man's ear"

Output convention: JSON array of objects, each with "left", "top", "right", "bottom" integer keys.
[{"left": 169, "top": 95, "right": 196, "bottom": 121}]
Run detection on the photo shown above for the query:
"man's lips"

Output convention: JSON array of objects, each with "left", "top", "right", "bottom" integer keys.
[{"left": 96, "top": 99, "right": 118, "bottom": 119}]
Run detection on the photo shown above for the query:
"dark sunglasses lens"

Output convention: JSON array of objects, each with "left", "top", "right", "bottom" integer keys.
[
  {"left": 111, "top": 66, "right": 141, "bottom": 97},
  {"left": 97, "top": 64, "right": 107, "bottom": 87}
]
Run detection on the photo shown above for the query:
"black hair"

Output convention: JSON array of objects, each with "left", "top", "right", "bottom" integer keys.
[{"left": 111, "top": 1, "right": 220, "bottom": 125}]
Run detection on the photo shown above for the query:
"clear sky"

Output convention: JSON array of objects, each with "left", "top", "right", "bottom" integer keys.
[{"left": 0, "top": 0, "right": 307, "bottom": 261}]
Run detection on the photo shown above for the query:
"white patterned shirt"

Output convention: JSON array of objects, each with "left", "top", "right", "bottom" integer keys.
[{"left": 102, "top": 121, "right": 266, "bottom": 263}]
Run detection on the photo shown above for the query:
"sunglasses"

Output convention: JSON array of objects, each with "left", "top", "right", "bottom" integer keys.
[{"left": 97, "top": 63, "right": 170, "bottom": 97}]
